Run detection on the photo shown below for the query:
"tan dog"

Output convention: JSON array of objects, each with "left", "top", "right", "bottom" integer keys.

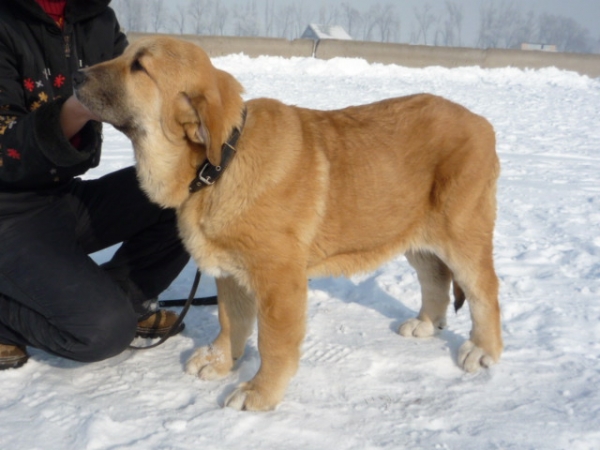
[{"left": 75, "top": 36, "right": 502, "bottom": 411}]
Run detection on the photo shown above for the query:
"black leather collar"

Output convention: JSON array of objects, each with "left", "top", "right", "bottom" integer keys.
[{"left": 188, "top": 108, "right": 247, "bottom": 193}]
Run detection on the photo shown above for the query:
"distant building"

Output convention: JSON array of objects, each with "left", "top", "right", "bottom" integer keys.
[
  {"left": 301, "top": 24, "right": 352, "bottom": 41},
  {"left": 521, "top": 43, "right": 557, "bottom": 52}
]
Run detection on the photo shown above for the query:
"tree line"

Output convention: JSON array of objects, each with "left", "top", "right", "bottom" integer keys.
[{"left": 111, "top": 0, "right": 600, "bottom": 54}]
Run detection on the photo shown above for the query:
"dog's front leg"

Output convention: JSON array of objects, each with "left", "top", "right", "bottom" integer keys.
[
  {"left": 225, "top": 266, "right": 307, "bottom": 411},
  {"left": 186, "top": 276, "right": 256, "bottom": 380}
]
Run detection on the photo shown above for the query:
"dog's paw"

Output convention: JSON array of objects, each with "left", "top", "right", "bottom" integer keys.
[
  {"left": 185, "top": 346, "right": 232, "bottom": 380},
  {"left": 458, "top": 340, "right": 496, "bottom": 373},
  {"left": 224, "top": 382, "right": 279, "bottom": 411},
  {"left": 398, "top": 318, "right": 436, "bottom": 338}
]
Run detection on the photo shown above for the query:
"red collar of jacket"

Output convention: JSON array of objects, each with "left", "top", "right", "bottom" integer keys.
[
  {"left": 4, "top": 1, "right": 112, "bottom": 26},
  {"left": 35, "top": 0, "right": 67, "bottom": 29}
]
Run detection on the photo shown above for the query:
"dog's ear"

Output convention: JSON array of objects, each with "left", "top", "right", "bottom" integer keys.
[
  {"left": 173, "top": 89, "right": 225, "bottom": 166},
  {"left": 174, "top": 68, "right": 244, "bottom": 166},
  {"left": 173, "top": 93, "right": 211, "bottom": 150},
  {"left": 194, "top": 89, "right": 225, "bottom": 167}
]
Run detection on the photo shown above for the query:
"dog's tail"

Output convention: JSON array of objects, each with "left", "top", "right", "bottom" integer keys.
[{"left": 453, "top": 280, "right": 466, "bottom": 312}]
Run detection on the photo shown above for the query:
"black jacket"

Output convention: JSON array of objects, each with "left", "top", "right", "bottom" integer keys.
[{"left": 0, "top": 0, "right": 127, "bottom": 192}]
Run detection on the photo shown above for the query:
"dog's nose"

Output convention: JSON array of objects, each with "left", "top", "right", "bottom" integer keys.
[{"left": 73, "top": 70, "right": 86, "bottom": 88}]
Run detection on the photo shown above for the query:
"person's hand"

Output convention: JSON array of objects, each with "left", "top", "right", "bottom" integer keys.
[{"left": 60, "top": 95, "right": 101, "bottom": 139}]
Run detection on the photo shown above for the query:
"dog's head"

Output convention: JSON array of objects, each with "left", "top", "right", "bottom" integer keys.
[{"left": 75, "top": 36, "right": 245, "bottom": 169}]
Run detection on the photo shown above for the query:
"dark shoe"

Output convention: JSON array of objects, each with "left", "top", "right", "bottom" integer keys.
[
  {"left": 136, "top": 310, "right": 185, "bottom": 339},
  {"left": 0, "top": 344, "right": 29, "bottom": 370}
]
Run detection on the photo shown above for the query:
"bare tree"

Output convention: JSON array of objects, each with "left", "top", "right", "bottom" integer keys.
[
  {"left": 538, "top": 14, "right": 593, "bottom": 53},
  {"left": 275, "top": 4, "right": 295, "bottom": 39},
  {"left": 148, "top": 0, "right": 166, "bottom": 33},
  {"left": 112, "top": 0, "right": 147, "bottom": 32},
  {"left": 438, "top": 1, "right": 464, "bottom": 47},
  {"left": 501, "top": 4, "right": 530, "bottom": 48},
  {"left": 263, "top": 0, "right": 276, "bottom": 37},
  {"left": 476, "top": 1, "right": 498, "bottom": 48},
  {"left": 339, "top": 2, "right": 362, "bottom": 39},
  {"left": 476, "top": 1, "right": 593, "bottom": 52},
  {"left": 234, "top": 0, "right": 260, "bottom": 37},
  {"left": 476, "top": 1, "right": 524, "bottom": 49},
  {"left": 318, "top": 3, "right": 340, "bottom": 27},
  {"left": 361, "top": 4, "right": 380, "bottom": 41},
  {"left": 188, "top": 0, "right": 212, "bottom": 35},
  {"left": 506, "top": 10, "right": 536, "bottom": 49},
  {"left": 210, "top": 2, "right": 230, "bottom": 36},
  {"left": 291, "top": 3, "right": 314, "bottom": 39},
  {"left": 448, "top": 1, "right": 464, "bottom": 45},
  {"left": 376, "top": 4, "right": 399, "bottom": 43},
  {"left": 170, "top": 3, "right": 187, "bottom": 34},
  {"left": 413, "top": 3, "right": 437, "bottom": 45}
]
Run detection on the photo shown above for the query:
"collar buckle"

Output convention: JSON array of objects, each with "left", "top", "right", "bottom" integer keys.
[{"left": 198, "top": 163, "right": 221, "bottom": 186}]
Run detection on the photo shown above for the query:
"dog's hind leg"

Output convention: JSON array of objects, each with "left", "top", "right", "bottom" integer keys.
[
  {"left": 444, "top": 238, "right": 503, "bottom": 372},
  {"left": 186, "top": 276, "right": 256, "bottom": 380},
  {"left": 399, "top": 250, "right": 452, "bottom": 338}
]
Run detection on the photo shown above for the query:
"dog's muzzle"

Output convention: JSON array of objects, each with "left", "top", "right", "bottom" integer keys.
[{"left": 73, "top": 70, "right": 87, "bottom": 89}]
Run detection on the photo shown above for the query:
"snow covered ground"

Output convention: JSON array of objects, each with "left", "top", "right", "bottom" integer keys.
[{"left": 1, "top": 53, "right": 599, "bottom": 450}]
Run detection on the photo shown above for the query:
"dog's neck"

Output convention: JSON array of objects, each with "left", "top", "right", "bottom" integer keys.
[{"left": 188, "top": 108, "right": 247, "bottom": 194}]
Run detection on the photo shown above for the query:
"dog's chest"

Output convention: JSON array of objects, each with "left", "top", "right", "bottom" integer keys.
[{"left": 177, "top": 205, "right": 235, "bottom": 279}]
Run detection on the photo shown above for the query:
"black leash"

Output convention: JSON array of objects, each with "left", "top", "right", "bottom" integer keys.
[
  {"left": 131, "top": 111, "right": 246, "bottom": 350},
  {"left": 129, "top": 270, "right": 202, "bottom": 350},
  {"left": 158, "top": 296, "right": 217, "bottom": 307}
]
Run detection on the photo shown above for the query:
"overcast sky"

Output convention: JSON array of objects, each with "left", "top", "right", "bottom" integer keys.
[
  {"left": 157, "top": 0, "right": 600, "bottom": 45},
  {"left": 302, "top": 0, "right": 599, "bottom": 41},
  {"left": 308, "top": 0, "right": 598, "bottom": 27},
  {"left": 221, "top": 0, "right": 600, "bottom": 38}
]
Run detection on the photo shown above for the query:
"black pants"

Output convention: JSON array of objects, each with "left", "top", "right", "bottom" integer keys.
[{"left": 0, "top": 167, "right": 189, "bottom": 362}]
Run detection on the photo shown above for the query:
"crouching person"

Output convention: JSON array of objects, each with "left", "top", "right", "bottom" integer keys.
[{"left": 0, "top": 0, "right": 190, "bottom": 369}]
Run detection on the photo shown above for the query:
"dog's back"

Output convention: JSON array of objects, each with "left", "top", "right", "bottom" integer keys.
[{"left": 239, "top": 94, "right": 498, "bottom": 278}]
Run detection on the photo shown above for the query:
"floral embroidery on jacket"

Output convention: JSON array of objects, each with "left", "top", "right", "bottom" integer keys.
[
  {"left": 53, "top": 74, "right": 66, "bottom": 88},
  {"left": 23, "top": 78, "right": 36, "bottom": 92},
  {"left": 0, "top": 115, "right": 17, "bottom": 136},
  {"left": 6, "top": 148, "right": 21, "bottom": 160}
]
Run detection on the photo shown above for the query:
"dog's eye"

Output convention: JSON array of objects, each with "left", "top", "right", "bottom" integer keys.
[{"left": 131, "top": 59, "right": 145, "bottom": 73}]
